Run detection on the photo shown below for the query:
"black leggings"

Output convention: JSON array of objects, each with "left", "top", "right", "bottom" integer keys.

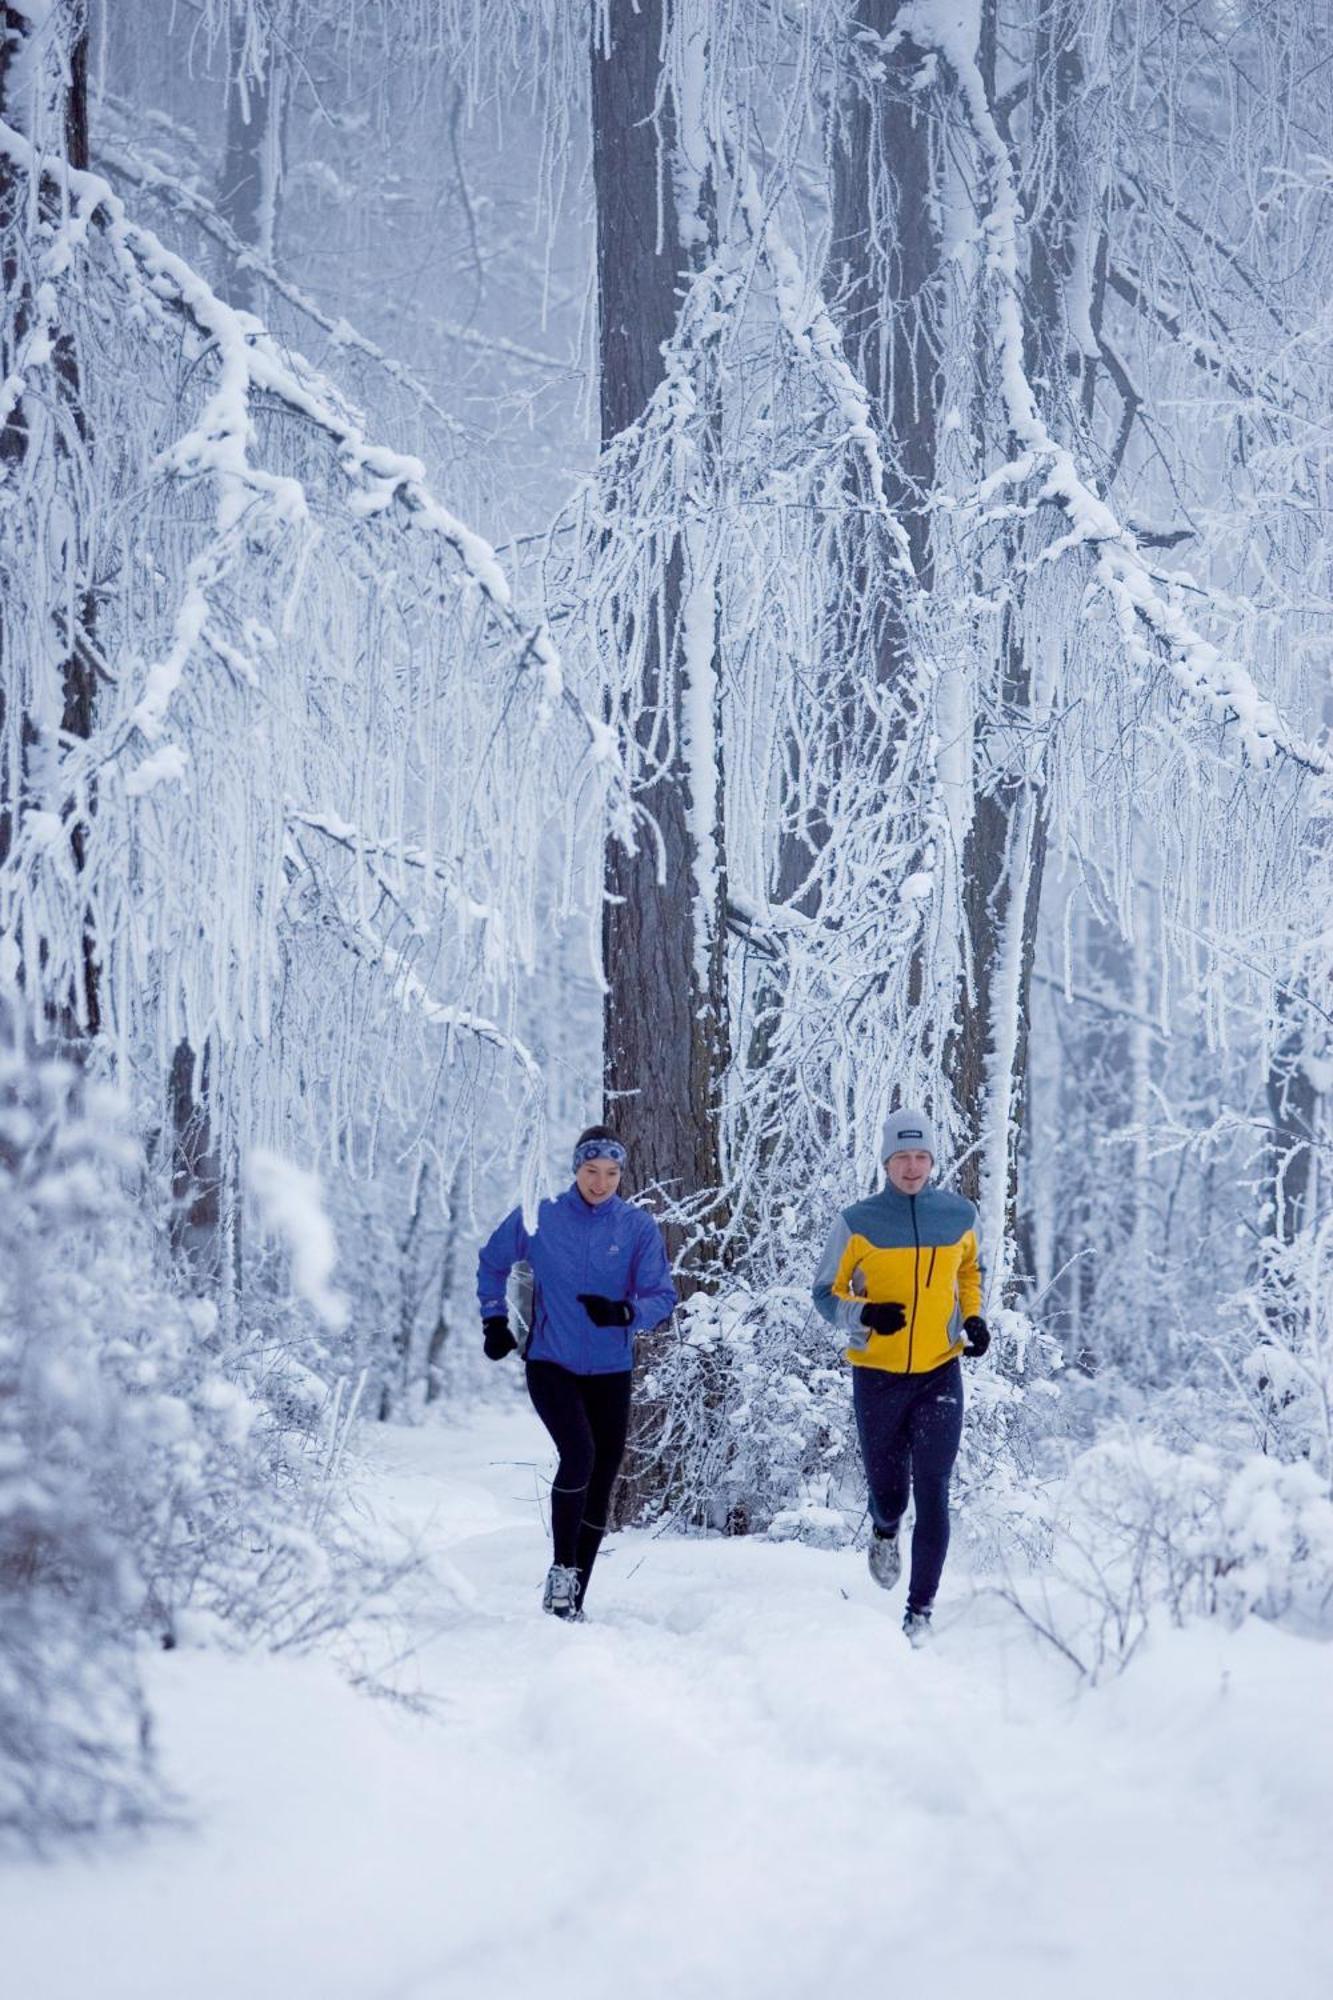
[
  {"left": 525, "top": 1359, "right": 632, "bottom": 1606},
  {"left": 853, "top": 1358, "right": 964, "bottom": 1614}
]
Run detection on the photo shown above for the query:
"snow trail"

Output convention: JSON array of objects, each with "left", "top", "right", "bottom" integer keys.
[{"left": 5, "top": 1403, "right": 1331, "bottom": 2000}]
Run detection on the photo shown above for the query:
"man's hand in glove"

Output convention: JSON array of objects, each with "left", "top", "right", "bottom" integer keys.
[
  {"left": 483, "top": 1316, "right": 517, "bottom": 1360},
  {"left": 577, "top": 1293, "right": 634, "bottom": 1329},
  {"left": 860, "top": 1302, "right": 907, "bottom": 1337},
  {"left": 962, "top": 1316, "right": 991, "bottom": 1357}
]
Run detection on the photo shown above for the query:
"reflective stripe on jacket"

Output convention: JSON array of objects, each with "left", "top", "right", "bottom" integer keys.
[
  {"left": 811, "top": 1182, "right": 983, "bottom": 1375},
  {"left": 477, "top": 1187, "right": 676, "bottom": 1377}
]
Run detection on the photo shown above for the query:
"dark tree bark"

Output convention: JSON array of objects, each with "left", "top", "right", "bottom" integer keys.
[
  {"left": 592, "top": 0, "right": 730, "bottom": 1520},
  {"left": 0, "top": 2, "right": 99, "bottom": 1039},
  {"left": 775, "top": 0, "right": 939, "bottom": 916},
  {"left": 949, "top": 699, "right": 1049, "bottom": 1221},
  {"left": 1259, "top": 978, "right": 1323, "bottom": 1363},
  {"left": 168, "top": 1038, "right": 224, "bottom": 1286},
  {"left": 825, "top": 1, "right": 938, "bottom": 589},
  {"left": 164, "top": 11, "right": 287, "bottom": 1298},
  {"left": 424, "top": 1163, "right": 465, "bottom": 1407},
  {"left": 592, "top": 0, "right": 729, "bottom": 1235},
  {"left": 945, "top": 1, "right": 1084, "bottom": 1228},
  {"left": 217, "top": 5, "right": 286, "bottom": 314},
  {"left": 1266, "top": 994, "right": 1319, "bottom": 1244}
]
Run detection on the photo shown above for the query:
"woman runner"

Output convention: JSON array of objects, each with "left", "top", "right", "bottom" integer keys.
[{"left": 477, "top": 1126, "right": 676, "bottom": 1619}]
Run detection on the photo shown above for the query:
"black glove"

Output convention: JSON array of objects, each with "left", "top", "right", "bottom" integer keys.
[
  {"left": 962, "top": 1316, "right": 990, "bottom": 1357},
  {"left": 860, "top": 1302, "right": 907, "bottom": 1336},
  {"left": 577, "top": 1293, "right": 634, "bottom": 1329},
  {"left": 482, "top": 1315, "right": 517, "bottom": 1360}
]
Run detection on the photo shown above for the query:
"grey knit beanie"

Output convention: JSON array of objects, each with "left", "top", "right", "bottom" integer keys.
[{"left": 881, "top": 1107, "right": 936, "bottom": 1162}]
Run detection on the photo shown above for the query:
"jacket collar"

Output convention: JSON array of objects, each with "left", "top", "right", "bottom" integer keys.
[
  {"left": 560, "top": 1185, "right": 622, "bottom": 1221},
  {"left": 876, "top": 1178, "right": 933, "bottom": 1206}
]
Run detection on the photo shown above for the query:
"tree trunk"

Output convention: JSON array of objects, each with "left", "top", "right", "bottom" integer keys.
[
  {"left": 0, "top": 2, "right": 99, "bottom": 1040},
  {"left": 945, "top": 1, "right": 1084, "bottom": 1257},
  {"left": 775, "top": 0, "right": 938, "bottom": 914},
  {"left": 164, "top": 11, "right": 286, "bottom": 1298},
  {"left": 217, "top": 5, "right": 286, "bottom": 314},
  {"left": 950, "top": 680, "right": 1049, "bottom": 1245},
  {"left": 424, "top": 1162, "right": 465, "bottom": 1407},
  {"left": 1266, "top": 991, "right": 1319, "bottom": 1245},
  {"left": 592, "top": 0, "right": 729, "bottom": 1238},
  {"left": 826, "top": 1, "right": 937, "bottom": 588},
  {"left": 168, "top": 1038, "right": 224, "bottom": 1286},
  {"left": 592, "top": 0, "right": 730, "bottom": 1520}
]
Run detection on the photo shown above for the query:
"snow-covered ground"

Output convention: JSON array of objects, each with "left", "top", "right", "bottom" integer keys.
[{"left": 7, "top": 1401, "right": 1332, "bottom": 2000}]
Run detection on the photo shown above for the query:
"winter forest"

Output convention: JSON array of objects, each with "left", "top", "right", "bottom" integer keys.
[{"left": 2, "top": 0, "right": 1332, "bottom": 1991}]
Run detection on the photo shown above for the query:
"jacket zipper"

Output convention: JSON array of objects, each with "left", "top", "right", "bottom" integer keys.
[
  {"left": 908, "top": 1195, "right": 920, "bottom": 1373},
  {"left": 927, "top": 1246, "right": 937, "bottom": 1286},
  {"left": 579, "top": 1203, "right": 592, "bottom": 1371}
]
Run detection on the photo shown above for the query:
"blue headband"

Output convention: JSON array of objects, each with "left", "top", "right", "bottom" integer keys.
[{"left": 573, "top": 1138, "right": 627, "bottom": 1172}]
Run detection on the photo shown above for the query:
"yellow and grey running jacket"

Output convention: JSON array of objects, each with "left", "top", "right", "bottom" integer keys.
[{"left": 812, "top": 1183, "right": 984, "bottom": 1374}]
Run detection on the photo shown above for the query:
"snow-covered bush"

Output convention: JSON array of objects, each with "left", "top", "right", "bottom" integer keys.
[
  {"left": 1228, "top": 1218, "right": 1333, "bottom": 1480},
  {"left": 631, "top": 1286, "right": 1066, "bottom": 1551},
  {"left": 629, "top": 1287, "right": 856, "bottom": 1535},
  {"left": 953, "top": 1310, "right": 1068, "bottom": 1568},
  {"left": 0, "top": 1059, "right": 155, "bottom": 1837},
  {"left": 1003, "top": 1435, "right": 1333, "bottom": 1679},
  {"left": 0, "top": 1049, "right": 380, "bottom": 1841}
]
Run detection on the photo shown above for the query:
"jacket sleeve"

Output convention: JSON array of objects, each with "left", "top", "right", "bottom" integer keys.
[
  {"left": 476, "top": 1206, "right": 529, "bottom": 1319},
  {"left": 811, "top": 1214, "right": 869, "bottom": 1342},
  {"left": 957, "top": 1224, "right": 984, "bottom": 1321},
  {"left": 628, "top": 1214, "right": 676, "bottom": 1334}
]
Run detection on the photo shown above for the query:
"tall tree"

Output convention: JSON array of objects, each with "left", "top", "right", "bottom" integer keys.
[
  {"left": 945, "top": 0, "right": 1083, "bottom": 1236},
  {"left": 591, "top": 0, "right": 729, "bottom": 1247},
  {"left": 590, "top": 0, "right": 731, "bottom": 1516},
  {"left": 775, "top": 1, "right": 937, "bottom": 917},
  {"left": 217, "top": 0, "right": 286, "bottom": 313},
  {"left": 166, "top": 0, "right": 292, "bottom": 1301},
  {"left": 0, "top": 0, "right": 99, "bottom": 1042}
]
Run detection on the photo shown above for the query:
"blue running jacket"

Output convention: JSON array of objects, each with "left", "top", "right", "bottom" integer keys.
[{"left": 477, "top": 1186, "right": 677, "bottom": 1375}]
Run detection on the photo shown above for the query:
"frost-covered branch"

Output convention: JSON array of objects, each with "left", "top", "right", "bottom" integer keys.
[
  {"left": 887, "top": 2, "right": 1330, "bottom": 778},
  {"left": 0, "top": 88, "right": 611, "bottom": 1270},
  {"left": 0, "top": 117, "right": 607, "bottom": 756}
]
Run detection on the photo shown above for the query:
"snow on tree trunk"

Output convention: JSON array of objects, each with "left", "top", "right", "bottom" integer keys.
[
  {"left": 591, "top": 0, "right": 731, "bottom": 1520},
  {"left": 0, "top": 0, "right": 99, "bottom": 1040},
  {"left": 216, "top": 1, "right": 285, "bottom": 315},
  {"left": 591, "top": 0, "right": 730, "bottom": 1243},
  {"left": 775, "top": 0, "right": 936, "bottom": 917},
  {"left": 168, "top": 3, "right": 292, "bottom": 1305}
]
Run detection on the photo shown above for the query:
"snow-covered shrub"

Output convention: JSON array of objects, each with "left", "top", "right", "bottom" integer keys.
[
  {"left": 630, "top": 1287, "right": 856, "bottom": 1534},
  {"left": 1005, "top": 1436, "right": 1333, "bottom": 1679},
  {"left": 1228, "top": 1218, "right": 1333, "bottom": 1480},
  {"left": 954, "top": 1309, "right": 1068, "bottom": 1568},
  {"left": 0, "top": 1050, "right": 377, "bottom": 1841},
  {"left": 630, "top": 1285, "right": 1068, "bottom": 1551},
  {"left": 0, "top": 1053, "right": 174, "bottom": 1835}
]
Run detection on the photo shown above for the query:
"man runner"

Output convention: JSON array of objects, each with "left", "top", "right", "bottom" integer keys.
[{"left": 812, "top": 1108, "right": 991, "bottom": 1643}]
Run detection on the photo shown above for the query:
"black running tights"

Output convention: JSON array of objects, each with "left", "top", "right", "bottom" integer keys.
[
  {"left": 853, "top": 1358, "right": 964, "bottom": 1614},
  {"left": 525, "top": 1359, "right": 632, "bottom": 1605}
]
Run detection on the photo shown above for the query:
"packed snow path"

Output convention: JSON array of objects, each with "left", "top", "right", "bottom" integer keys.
[{"left": 8, "top": 1404, "right": 1332, "bottom": 2000}]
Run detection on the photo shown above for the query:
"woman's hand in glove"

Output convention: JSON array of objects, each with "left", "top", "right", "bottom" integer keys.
[
  {"left": 962, "top": 1316, "right": 991, "bottom": 1357},
  {"left": 483, "top": 1316, "right": 517, "bottom": 1360},
  {"left": 577, "top": 1293, "right": 634, "bottom": 1329}
]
